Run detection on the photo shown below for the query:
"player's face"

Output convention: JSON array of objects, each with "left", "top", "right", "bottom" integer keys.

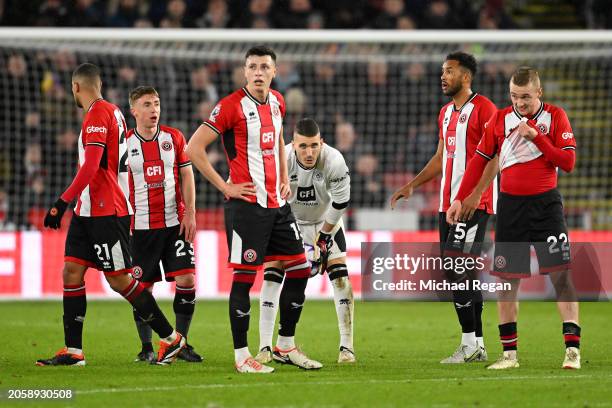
[
  {"left": 131, "top": 94, "right": 161, "bottom": 128},
  {"left": 510, "top": 81, "right": 542, "bottom": 116},
  {"left": 244, "top": 55, "right": 276, "bottom": 92},
  {"left": 441, "top": 60, "right": 466, "bottom": 97},
  {"left": 293, "top": 133, "right": 322, "bottom": 168}
]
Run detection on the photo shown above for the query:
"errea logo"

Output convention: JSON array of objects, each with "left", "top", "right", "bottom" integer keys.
[{"left": 86, "top": 125, "right": 107, "bottom": 134}]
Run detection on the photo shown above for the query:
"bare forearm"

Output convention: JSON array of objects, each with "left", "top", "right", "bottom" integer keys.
[
  {"left": 180, "top": 168, "right": 196, "bottom": 213},
  {"left": 279, "top": 134, "right": 288, "bottom": 182},
  {"left": 190, "top": 153, "right": 228, "bottom": 195},
  {"left": 411, "top": 153, "right": 442, "bottom": 189}
]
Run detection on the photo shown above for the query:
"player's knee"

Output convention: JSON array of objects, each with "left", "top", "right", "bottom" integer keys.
[
  {"left": 175, "top": 273, "right": 195, "bottom": 287},
  {"left": 105, "top": 273, "right": 131, "bottom": 293},
  {"left": 328, "top": 263, "right": 348, "bottom": 282},
  {"left": 62, "top": 263, "right": 86, "bottom": 284}
]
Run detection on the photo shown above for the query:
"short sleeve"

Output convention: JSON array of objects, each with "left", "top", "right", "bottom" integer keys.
[
  {"left": 475, "top": 111, "right": 499, "bottom": 160},
  {"left": 83, "top": 107, "right": 110, "bottom": 147},
  {"left": 174, "top": 130, "right": 191, "bottom": 167},
  {"left": 203, "top": 98, "right": 233, "bottom": 135}
]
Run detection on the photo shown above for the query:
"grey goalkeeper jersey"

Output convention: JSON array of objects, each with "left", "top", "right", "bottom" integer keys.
[{"left": 286, "top": 143, "right": 350, "bottom": 225}]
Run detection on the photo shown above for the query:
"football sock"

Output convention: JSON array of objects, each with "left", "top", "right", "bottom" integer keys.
[
  {"left": 474, "top": 299, "right": 484, "bottom": 338},
  {"left": 122, "top": 279, "right": 173, "bottom": 339},
  {"left": 259, "top": 268, "right": 284, "bottom": 350},
  {"left": 278, "top": 276, "right": 308, "bottom": 337},
  {"left": 66, "top": 347, "right": 83, "bottom": 355},
  {"left": 234, "top": 346, "right": 251, "bottom": 364},
  {"left": 477, "top": 337, "right": 485, "bottom": 349},
  {"left": 63, "top": 283, "right": 86, "bottom": 350},
  {"left": 499, "top": 322, "right": 518, "bottom": 352},
  {"left": 133, "top": 307, "right": 153, "bottom": 346},
  {"left": 563, "top": 322, "right": 581, "bottom": 348},
  {"left": 229, "top": 273, "right": 255, "bottom": 349},
  {"left": 276, "top": 335, "right": 295, "bottom": 350},
  {"left": 452, "top": 289, "right": 476, "bottom": 334},
  {"left": 328, "top": 264, "right": 354, "bottom": 350},
  {"left": 162, "top": 330, "right": 178, "bottom": 344},
  {"left": 174, "top": 285, "right": 196, "bottom": 338},
  {"left": 461, "top": 332, "right": 477, "bottom": 347}
]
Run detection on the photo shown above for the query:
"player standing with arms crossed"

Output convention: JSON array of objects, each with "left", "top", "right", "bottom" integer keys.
[
  {"left": 390, "top": 52, "right": 498, "bottom": 363},
  {"left": 126, "top": 86, "right": 202, "bottom": 363},
  {"left": 37, "top": 63, "right": 184, "bottom": 366},
  {"left": 448, "top": 67, "right": 580, "bottom": 370},
  {"left": 255, "top": 118, "right": 355, "bottom": 364},
  {"left": 187, "top": 46, "right": 321, "bottom": 373}
]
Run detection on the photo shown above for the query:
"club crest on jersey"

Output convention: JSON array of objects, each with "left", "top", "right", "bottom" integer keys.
[
  {"left": 494, "top": 255, "right": 507, "bottom": 269},
  {"left": 314, "top": 171, "right": 323, "bottom": 181},
  {"left": 537, "top": 123, "right": 549, "bottom": 134},
  {"left": 271, "top": 105, "right": 281, "bottom": 118},
  {"left": 243, "top": 249, "right": 257, "bottom": 263},
  {"left": 459, "top": 113, "right": 467, "bottom": 124},
  {"left": 132, "top": 266, "right": 143, "bottom": 279},
  {"left": 209, "top": 104, "right": 221, "bottom": 123},
  {"left": 161, "top": 141, "right": 172, "bottom": 151}
]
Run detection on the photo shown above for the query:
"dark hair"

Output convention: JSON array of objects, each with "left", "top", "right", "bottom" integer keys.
[
  {"left": 245, "top": 45, "right": 277, "bottom": 63},
  {"left": 129, "top": 86, "right": 159, "bottom": 107},
  {"left": 445, "top": 51, "right": 477, "bottom": 76},
  {"left": 72, "top": 62, "right": 101, "bottom": 82},
  {"left": 294, "top": 118, "right": 320, "bottom": 137},
  {"left": 511, "top": 66, "right": 540, "bottom": 87}
]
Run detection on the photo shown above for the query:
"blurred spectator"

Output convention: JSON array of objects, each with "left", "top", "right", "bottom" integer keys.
[
  {"left": 283, "top": 87, "right": 309, "bottom": 137},
  {"left": 478, "top": 0, "right": 516, "bottom": 29},
  {"left": 277, "top": 0, "right": 314, "bottom": 29},
  {"left": 231, "top": 0, "right": 275, "bottom": 28},
  {"left": 370, "top": 0, "right": 411, "bottom": 29},
  {"left": 35, "top": 0, "right": 69, "bottom": 26},
  {"left": 160, "top": 0, "right": 196, "bottom": 28},
  {"left": 301, "top": 62, "right": 340, "bottom": 137},
  {"left": 351, "top": 153, "right": 386, "bottom": 207},
  {"left": 0, "top": 188, "right": 8, "bottom": 229},
  {"left": 589, "top": 0, "right": 612, "bottom": 28},
  {"left": 197, "top": 0, "right": 230, "bottom": 28},
  {"left": 421, "top": 0, "right": 464, "bottom": 29},
  {"left": 66, "top": 0, "right": 107, "bottom": 27},
  {"left": 50, "top": 129, "right": 79, "bottom": 195},
  {"left": 273, "top": 61, "right": 301, "bottom": 93},
  {"left": 107, "top": 0, "right": 143, "bottom": 27},
  {"left": 307, "top": 12, "right": 325, "bottom": 29},
  {"left": 320, "top": 0, "right": 367, "bottom": 28}
]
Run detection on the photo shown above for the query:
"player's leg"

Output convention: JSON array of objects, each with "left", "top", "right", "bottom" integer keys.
[
  {"left": 532, "top": 189, "right": 581, "bottom": 369},
  {"left": 160, "top": 226, "right": 202, "bottom": 362},
  {"left": 225, "top": 200, "right": 275, "bottom": 373},
  {"left": 267, "top": 206, "right": 322, "bottom": 370},
  {"left": 37, "top": 215, "right": 92, "bottom": 366},
  {"left": 440, "top": 211, "right": 489, "bottom": 363},
  {"left": 130, "top": 229, "right": 163, "bottom": 362},
  {"left": 256, "top": 260, "right": 284, "bottom": 363}
]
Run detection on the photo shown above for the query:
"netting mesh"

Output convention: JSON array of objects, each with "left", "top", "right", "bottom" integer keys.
[{"left": 0, "top": 35, "right": 611, "bottom": 231}]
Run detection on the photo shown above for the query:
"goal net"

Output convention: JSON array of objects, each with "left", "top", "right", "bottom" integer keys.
[{"left": 0, "top": 29, "right": 610, "bottom": 233}]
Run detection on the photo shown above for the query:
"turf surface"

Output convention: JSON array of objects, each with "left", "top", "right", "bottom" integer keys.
[{"left": 2, "top": 300, "right": 611, "bottom": 407}]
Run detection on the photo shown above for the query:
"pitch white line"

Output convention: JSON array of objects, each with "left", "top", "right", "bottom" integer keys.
[{"left": 77, "top": 374, "right": 612, "bottom": 395}]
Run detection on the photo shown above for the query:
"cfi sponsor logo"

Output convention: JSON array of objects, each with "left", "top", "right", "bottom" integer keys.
[
  {"left": 537, "top": 123, "right": 549, "bottom": 134},
  {"left": 86, "top": 125, "right": 107, "bottom": 134},
  {"left": 132, "top": 266, "right": 143, "bottom": 279},
  {"left": 161, "top": 141, "right": 172, "bottom": 151},
  {"left": 243, "top": 249, "right": 257, "bottom": 263}
]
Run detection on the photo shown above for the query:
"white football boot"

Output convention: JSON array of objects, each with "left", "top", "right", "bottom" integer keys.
[
  {"left": 487, "top": 351, "right": 520, "bottom": 370},
  {"left": 562, "top": 347, "right": 581, "bottom": 369},
  {"left": 235, "top": 356, "right": 275, "bottom": 373},
  {"left": 273, "top": 346, "right": 323, "bottom": 370},
  {"left": 440, "top": 344, "right": 480, "bottom": 364}
]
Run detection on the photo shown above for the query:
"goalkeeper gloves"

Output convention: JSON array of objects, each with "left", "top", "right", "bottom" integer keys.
[
  {"left": 44, "top": 198, "right": 68, "bottom": 229},
  {"left": 313, "top": 231, "right": 333, "bottom": 274}
]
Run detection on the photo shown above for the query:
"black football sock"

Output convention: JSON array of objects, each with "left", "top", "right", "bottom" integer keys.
[
  {"left": 133, "top": 308, "right": 153, "bottom": 348},
  {"left": 499, "top": 322, "right": 518, "bottom": 352},
  {"left": 121, "top": 279, "right": 173, "bottom": 339},
  {"left": 452, "top": 289, "right": 476, "bottom": 334},
  {"left": 63, "top": 283, "right": 87, "bottom": 350},
  {"left": 229, "top": 275, "right": 254, "bottom": 349},
  {"left": 563, "top": 322, "right": 581, "bottom": 349},
  {"left": 278, "top": 276, "right": 308, "bottom": 337},
  {"left": 174, "top": 285, "right": 196, "bottom": 338},
  {"left": 473, "top": 289, "right": 484, "bottom": 338}
]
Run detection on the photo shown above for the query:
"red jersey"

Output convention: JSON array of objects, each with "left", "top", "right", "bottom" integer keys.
[
  {"left": 438, "top": 93, "right": 497, "bottom": 213},
  {"left": 475, "top": 102, "right": 576, "bottom": 195},
  {"left": 126, "top": 125, "right": 191, "bottom": 230},
  {"left": 203, "top": 87, "right": 286, "bottom": 208},
  {"left": 75, "top": 99, "right": 131, "bottom": 217}
]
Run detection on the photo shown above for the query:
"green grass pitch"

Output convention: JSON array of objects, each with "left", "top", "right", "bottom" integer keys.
[{"left": 2, "top": 300, "right": 611, "bottom": 407}]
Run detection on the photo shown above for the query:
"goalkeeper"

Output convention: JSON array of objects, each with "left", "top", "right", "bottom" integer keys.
[{"left": 255, "top": 118, "right": 355, "bottom": 364}]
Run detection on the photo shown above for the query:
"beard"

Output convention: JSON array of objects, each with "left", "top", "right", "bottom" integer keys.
[
  {"left": 73, "top": 94, "right": 82, "bottom": 108},
  {"left": 443, "top": 82, "right": 462, "bottom": 97}
]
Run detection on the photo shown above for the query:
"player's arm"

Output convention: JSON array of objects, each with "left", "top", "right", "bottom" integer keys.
[
  {"left": 186, "top": 124, "right": 255, "bottom": 201},
  {"left": 390, "top": 137, "right": 443, "bottom": 209},
  {"left": 458, "top": 155, "right": 498, "bottom": 221},
  {"left": 278, "top": 127, "right": 290, "bottom": 200},
  {"left": 44, "top": 142, "right": 105, "bottom": 229},
  {"left": 179, "top": 164, "right": 196, "bottom": 243},
  {"left": 523, "top": 111, "right": 576, "bottom": 173}
]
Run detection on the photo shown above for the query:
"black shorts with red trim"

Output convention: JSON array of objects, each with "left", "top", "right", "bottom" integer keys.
[
  {"left": 439, "top": 209, "right": 490, "bottom": 256},
  {"left": 65, "top": 215, "right": 132, "bottom": 275},
  {"left": 224, "top": 199, "right": 304, "bottom": 270},
  {"left": 493, "top": 188, "right": 571, "bottom": 278},
  {"left": 131, "top": 225, "right": 195, "bottom": 285}
]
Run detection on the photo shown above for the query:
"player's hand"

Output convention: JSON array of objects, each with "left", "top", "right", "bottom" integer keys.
[
  {"left": 446, "top": 200, "right": 462, "bottom": 225},
  {"left": 43, "top": 198, "right": 68, "bottom": 229},
  {"left": 313, "top": 231, "right": 333, "bottom": 273},
  {"left": 458, "top": 191, "right": 480, "bottom": 222},
  {"left": 223, "top": 182, "right": 256, "bottom": 202},
  {"left": 390, "top": 184, "right": 414, "bottom": 210},
  {"left": 517, "top": 120, "right": 537, "bottom": 141},
  {"left": 180, "top": 208, "right": 196, "bottom": 243},
  {"left": 280, "top": 181, "right": 291, "bottom": 200}
]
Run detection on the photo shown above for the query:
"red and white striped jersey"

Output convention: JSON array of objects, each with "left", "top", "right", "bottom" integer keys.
[
  {"left": 203, "top": 87, "right": 286, "bottom": 208},
  {"left": 75, "top": 99, "right": 132, "bottom": 217},
  {"left": 126, "top": 125, "right": 191, "bottom": 230},
  {"left": 475, "top": 102, "right": 576, "bottom": 195},
  {"left": 438, "top": 93, "right": 497, "bottom": 214}
]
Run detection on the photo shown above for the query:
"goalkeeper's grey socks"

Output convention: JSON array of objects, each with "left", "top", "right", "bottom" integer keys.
[
  {"left": 329, "top": 267, "right": 354, "bottom": 351},
  {"left": 259, "top": 268, "right": 284, "bottom": 350}
]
